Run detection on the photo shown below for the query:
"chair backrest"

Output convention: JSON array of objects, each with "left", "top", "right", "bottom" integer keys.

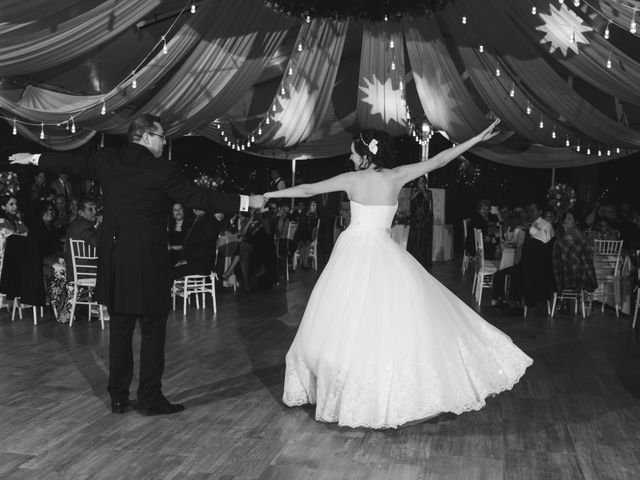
[
  {"left": 70, "top": 239, "right": 98, "bottom": 282},
  {"left": 593, "top": 239, "right": 623, "bottom": 279},
  {"left": 311, "top": 218, "right": 321, "bottom": 244},
  {"left": 462, "top": 218, "right": 470, "bottom": 240},
  {"left": 473, "top": 228, "right": 485, "bottom": 267},
  {"left": 286, "top": 221, "right": 298, "bottom": 241}
]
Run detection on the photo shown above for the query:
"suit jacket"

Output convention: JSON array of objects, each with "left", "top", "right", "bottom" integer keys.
[
  {"left": 179, "top": 213, "right": 220, "bottom": 273},
  {"left": 39, "top": 144, "right": 241, "bottom": 314},
  {"left": 50, "top": 177, "right": 73, "bottom": 198}
]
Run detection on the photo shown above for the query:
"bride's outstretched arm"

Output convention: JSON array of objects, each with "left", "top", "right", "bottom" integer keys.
[
  {"left": 264, "top": 172, "right": 354, "bottom": 199},
  {"left": 393, "top": 119, "right": 500, "bottom": 185}
]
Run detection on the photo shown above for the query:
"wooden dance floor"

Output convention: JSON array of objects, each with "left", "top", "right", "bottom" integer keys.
[{"left": 1, "top": 259, "right": 639, "bottom": 480}]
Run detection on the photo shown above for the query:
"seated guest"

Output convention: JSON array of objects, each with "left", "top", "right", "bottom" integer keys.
[
  {"left": 593, "top": 218, "right": 619, "bottom": 240},
  {"left": 29, "top": 171, "right": 48, "bottom": 203},
  {"left": 68, "top": 198, "right": 80, "bottom": 225},
  {"left": 31, "top": 201, "right": 64, "bottom": 260},
  {"left": 0, "top": 195, "right": 29, "bottom": 235},
  {"left": 167, "top": 203, "right": 192, "bottom": 266},
  {"left": 53, "top": 194, "right": 71, "bottom": 231},
  {"left": 552, "top": 212, "right": 597, "bottom": 294},
  {"left": 173, "top": 208, "right": 220, "bottom": 279},
  {"left": 465, "top": 199, "right": 498, "bottom": 259},
  {"left": 64, "top": 199, "right": 100, "bottom": 281}
]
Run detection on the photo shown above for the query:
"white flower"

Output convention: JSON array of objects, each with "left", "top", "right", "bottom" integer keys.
[{"left": 368, "top": 139, "right": 379, "bottom": 155}]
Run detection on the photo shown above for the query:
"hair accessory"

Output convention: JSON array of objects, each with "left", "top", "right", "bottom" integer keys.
[{"left": 368, "top": 139, "right": 379, "bottom": 155}]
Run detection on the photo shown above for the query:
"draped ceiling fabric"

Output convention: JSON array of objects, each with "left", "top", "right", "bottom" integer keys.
[{"left": 1, "top": 0, "right": 640, "bottom": 166}]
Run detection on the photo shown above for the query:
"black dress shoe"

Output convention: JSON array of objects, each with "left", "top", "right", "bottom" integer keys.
[
  {"left": 138, "top": 401, "right": 185, "bottom": 416},
  {"left": 111, "top": 398, "right": 137, "bottom": 414}
]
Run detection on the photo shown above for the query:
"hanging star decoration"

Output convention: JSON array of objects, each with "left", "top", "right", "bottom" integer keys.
[
  {"left": 359, "top": 75, "right": 407, "bottom": 131},
  {"left": 536, "top": 3, "right": 592, "bottom": 56}
]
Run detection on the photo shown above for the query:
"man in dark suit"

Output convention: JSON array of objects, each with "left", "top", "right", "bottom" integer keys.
[
  {"left": 172, "top": 209, "right": 220, "bottom": 278},
  {"left": 10, "top": 114, "right": 265, "bottom": 416}
]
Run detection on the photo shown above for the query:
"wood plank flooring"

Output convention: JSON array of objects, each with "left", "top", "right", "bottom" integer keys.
[{"left": 1, "top": 259, "right": 639, "bottom": 480}]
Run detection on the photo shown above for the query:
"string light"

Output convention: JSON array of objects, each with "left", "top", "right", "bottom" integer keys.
[
  {"left": 576, "top": 142, "right": 581, "bottom": 152},
  {"left": 391, "top": 60, "right": 396, "bottom": 71},
  {"left": 132, "top": 73, "right": 137, "bottom": 89},
  {"left": 616, "top": 147, "right": 620, "bottom": 153},
  {"left": 559, "top": 0, "right": 564, "bottom": 4},
  {"left": 265, "top": 116, "right": 270, "bottom": 125},
  {"left": 40, "top": 123, "right": 45, "bottom": 139},
  {"left": 162, "top": 37, "right": 168, "bottom": 54},
  {"left": 573, "top": 0, "right": 579, "bottom": 7},
  {"left": 384, "top": 15, "right": 388, "bottom": 21},
  {"left": 604, "top": 21, "right": 611, "bottom": 39},
  {"left": 100, "top": 99, "right": 106, "bottom": 115},
  {"left": 539, "top": 115, "right": 544, "bottom": 128},
  {"left": 399, "top": 80, "right": 404, "bottom": 91},
  {"left": 306, "top": 15, "right": 311, "bottom": 23},
  {"left": 607, "top": 149, "right": 611, "bottom": 156},
  {"left": 509, "top": 83, "right": 515, "bottom": 98},
  {"left": 532, "top": 6, "right": 537, "bottom": 15},
  {"left": 552, "top": 126, "right": 557, "bottom": 139},
  {"left": 565, "top": 135, "right": 570, "bottom": 147},
  {"left": 597, "top": 148, "right": 602, "bottom": 157},
  {"left": 12, "top": 118, "right": 17, "bottom": 135},
  {"left": 461, "top": 16, "right": 467, "bottom": 24},
  {"left": 297, "top": 43, "right": 303, "bottom": 52},
  {"left": 258, "top": 126, "right": 262, "bottom": 135},
  {"left": 250, "top": 135, "right": 255, "bottom": 142},
  {"left": 224, "top": 136, "right": 228, "bottom": 142},
  {"left": 479, "top": 45, "right": 484, "bottom": 53},
  {"left": 272, "top": 103, "right": 277, "bottom": 112},
  {"left": 190, "top": 3, "right": 196, "bottom": 13},
  {"left": 389, "top": 38, "right": 395, "bottom": 49},
  {"left": 587, "top": 146, "right": 591, "bottom": 155},
  {"left": 526, "top": 101, "right": 532, "bottom": 115},
  {"left": 606, "top": 53, "right": 612, "bottom": 69},
  {"left": 631, "top": 9, "right": 637, "bottom": 34},
  {"left": 216, "top": 123, "right": 221, "bottom": 129},
  {"left": 495, "top": 62, "right": 500, "bottom": 77},
  {"left": 288, "top": 67, "right": 293, "bottom": 76},
  {"left": 280, "top": 86, "right": 286, "bottom": 95},
  {"left": 71, "top": 117, "right": 76, "bottom": 133}
]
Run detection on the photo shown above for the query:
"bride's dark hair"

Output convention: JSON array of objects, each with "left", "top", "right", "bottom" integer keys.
[{"left": 352, "top": 129, "right": 397, "bottom": 171}]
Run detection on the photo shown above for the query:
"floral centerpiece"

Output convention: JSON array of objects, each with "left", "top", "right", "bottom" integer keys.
[
  {"left": 0, "top": 171, "right": 20, "bottom": 197},
  {"left": 547, "top": 183, "right": 576, "bottom": 212},
  {"left": 194, "top": 174, "right": 217, "bottom": 190}
]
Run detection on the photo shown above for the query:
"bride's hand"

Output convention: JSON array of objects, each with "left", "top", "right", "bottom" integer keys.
[{"left": 477, "top": 118, "right": 501, "bottom": 142}]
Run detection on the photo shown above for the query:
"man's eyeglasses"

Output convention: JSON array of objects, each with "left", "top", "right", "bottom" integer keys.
[{"left": 147, "top": 132, "right": 166, "bottom": 141}]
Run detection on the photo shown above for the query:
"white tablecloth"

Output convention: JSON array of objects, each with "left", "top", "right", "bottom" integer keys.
[
  {"left": 432, "top": 224, "right": 453, "bottom": 261},
  {"left": 390, "top": 225, "right": 410, "bottom": 249}
]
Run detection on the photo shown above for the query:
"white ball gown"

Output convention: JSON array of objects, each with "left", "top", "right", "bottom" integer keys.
[{"left": 283, "top": 201, "right": 533, "bottom": 429}]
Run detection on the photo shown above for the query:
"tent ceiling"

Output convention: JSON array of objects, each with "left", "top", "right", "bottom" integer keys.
[{"left": 1, "top": 0, "right": 640, "bottom": 167}]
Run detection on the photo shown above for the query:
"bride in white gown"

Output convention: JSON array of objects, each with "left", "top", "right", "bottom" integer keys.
[{"left": 264, "top": 119, "right": 533, "bottom": 429}]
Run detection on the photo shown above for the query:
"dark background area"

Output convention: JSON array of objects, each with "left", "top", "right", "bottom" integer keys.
[{"left": 2, "top": 122, "right": 639, "bottom": 244}]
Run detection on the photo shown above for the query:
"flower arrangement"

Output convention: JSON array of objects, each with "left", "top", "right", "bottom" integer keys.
[
  {"left": 0, "top": 171, "right": 20, "bottom": 197},
  {"left": 194, "top": 174, "right": 217, "bottom": 190},
  {"left": 264, "top": 0, "right": 452, "bottom": 22},
  {"left": 547, "top": 183, "right": 577, "bottom": 212}
]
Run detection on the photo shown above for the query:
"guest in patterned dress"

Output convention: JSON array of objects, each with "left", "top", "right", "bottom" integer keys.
[{"left": 552, "top": 212, "right": 597, "bottom": 294}]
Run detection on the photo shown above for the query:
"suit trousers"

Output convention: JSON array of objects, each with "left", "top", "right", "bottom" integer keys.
[{"left": 107, "top": 312, "right": 167, "bottom": 406}]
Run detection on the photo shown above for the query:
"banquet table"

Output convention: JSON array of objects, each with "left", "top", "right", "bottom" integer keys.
[{"left": 432, "top": 224, "right": 454, "bottom": 262}]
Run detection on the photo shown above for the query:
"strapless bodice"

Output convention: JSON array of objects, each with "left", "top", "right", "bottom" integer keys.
[{"left": 346, "top": 200, "right": 398, "bottom": 232}]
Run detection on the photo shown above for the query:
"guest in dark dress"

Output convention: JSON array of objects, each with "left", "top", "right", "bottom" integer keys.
[
  {"left": 406, "top": 175, "right": 433, "bottom": 269},
  {"left": 465, "top": 199, "right": 498, "bottom": 259},
  {"left": 167, "top": 203, "right": 192, "bottom": 266}
]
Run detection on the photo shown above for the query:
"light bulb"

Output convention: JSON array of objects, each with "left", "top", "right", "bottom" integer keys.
[
  {"left": 573, "top": 0, "right": 579, "bottom": 7},
  {"left": 399, "top": 80, "right": 404, "bottom": 91},
  {"left": 495, "top": 63, "right": 500, "bottom": 77},
  {"left": 607, "top": 149, "right": 611, "bottom": 156},
  {"left": 462, "top": 16, "right": 467, "bottom": 24},
  {"left": 101, "top": 100, "right": 106, "bottom": 115},
  {"left": 509, "top": 84, "right": 515, "bottom": 98},
  {"left": 389, "top": 39, "right": 395, "bottom": 49},
  {"left": 559, "top": 0, "right": 564, "bottom": 3},
  {"left": 297, "top": 43, "right": 303, "bottom": 52},
  {"left": 265, "top": 116, "right": 270, "bottom": 125},
  {"left": 272, "top": 103, "right": 277, "bottom": 112},
  {"left": 576, "top": 144, "right": 581, "bottom": 152},
  {"left": 565, "top": 136, "right": 570, "bottom": 147},
  {"left": 391, "top": 60, "right": 396, "bottom": 71},
  {"left": 258, "top": 127, "right": 262, "bottom": 135},
  {"left": 288, "top": 67, "right": 293, "bottom": 76},
  {"left": 281, "top": 86, "right": 286, "bottom": 95},
  {"left": 247, "top": 141, "right": 251, "bottom": 147},
  {"left": 526, "top": 102, "right": 532, "bottom": 115},
  {"left": 616, "top": 147, "right": 620, "bottom": 153},
  {"left": 479, "top": 45, "right": 484, "bottom": 53},
  {"left": 631, "top": 21, "right": 637, "bottom": 34},
  {"left": 539, "top": 116, "right": 544, "bottom": 128},
  {"left": 220, "top": 130, "right": 225, "bottom": 136},
  {"left": 306, "top": 15, "right": 311, "bottom": 23},
  {"left": 40, "top": 123, "right": 45, "bottom": 140},
  {"left": 162, "top": 38, "right": 168, "bottom": 54},
  {"left": 598, "top": 149, "right": 602, "bottom": 157},
  {"left": 71, "top": 119, "right": 76, "bottom": 133},
  {"left": 190, "top": 4, "right": 196, "bottom": 13},
  {"left": 532, "top": 7, "right": 537, "bottom": 15},
  {"left": 132, "top": 75, "right": 137, "bottom": 89},
  {"left": 12, "top": 119, "right": 16, "bottom": 135},
  {"left": 224, "top": 136, "right": 228, "bottom": 141},
  {"left": 216, "top": 123, "right": 221, "bottom": 129},
  {"left": 587, "top": 146, "right": 591, "bottom": 155},
  {"left": 604, "top": 24, "right": 610, "bottom": 39},
  {"left": 251, "top": 135, "right": 255, "bottom": 142},
  {"left": 607, "top": 57, "right": 612, "bottom": 69},
  {"left": 241, "top": 144, "right": 245, "bottom": 151},
  {"left": 384, "top": 15, "right": 388, "bottom": 22},
  {"left": 552, "top": 128, "right": 556, "bottom": 139}
]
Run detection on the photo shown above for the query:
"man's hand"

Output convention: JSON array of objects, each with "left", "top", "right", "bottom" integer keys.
[
  {"left": 9, "top": 153, "right": 35, "bottom": 165},
  {"left": 248, "top": 195, "right": 266, "bottom": 210}
]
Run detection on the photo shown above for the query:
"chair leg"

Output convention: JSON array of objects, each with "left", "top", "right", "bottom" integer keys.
[
  {"left": 546, "top": 300, "right": 551, "bottom": 316},
  {"left": 33, "top": 306, "right": 38, "bottom": 325},
  {"left": 551, "top": 293, "right": 558, "bottom": 318},
  {"left": 99, "top": 305, "right": 105, "bottom": 330},
  {"left": 477, "top": 276, "right": 483, "bottom": 305},
  {"left": 633, "top": 295, "right": 639, "bottom": 329},
  {"left": 69, "top": 285, "right": 79, "bottom": 327},
  {"left": 580, "top": 291, "right": 586, "bottom": 318},
  {"left": 614, "top": 280, "right": 620, "bottom": 318},
  {"left": 11, "top": 298, "right": 17, "bottom": 321}
]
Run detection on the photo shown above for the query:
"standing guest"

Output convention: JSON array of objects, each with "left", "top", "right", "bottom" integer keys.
[
  {"left": 406, "top": 175, "right": 433, "bottom": 269},
  {"left": 0, "top": 195, "right": 29, "bottom": 235},
  {"left": 29, "top": 171, "right": 48, "bottom": 203},
  {"left": 10, "top": 113, "right": 265, "bottom": 417},
  {"left": 167, "top": 203, "right": 192, "bottom": 266},
  {"left": 50, "top": 173, "right": 73, "bottom": 199},
  {"left": 269, "top": 169, "right": 286, "bottom": 191}
]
